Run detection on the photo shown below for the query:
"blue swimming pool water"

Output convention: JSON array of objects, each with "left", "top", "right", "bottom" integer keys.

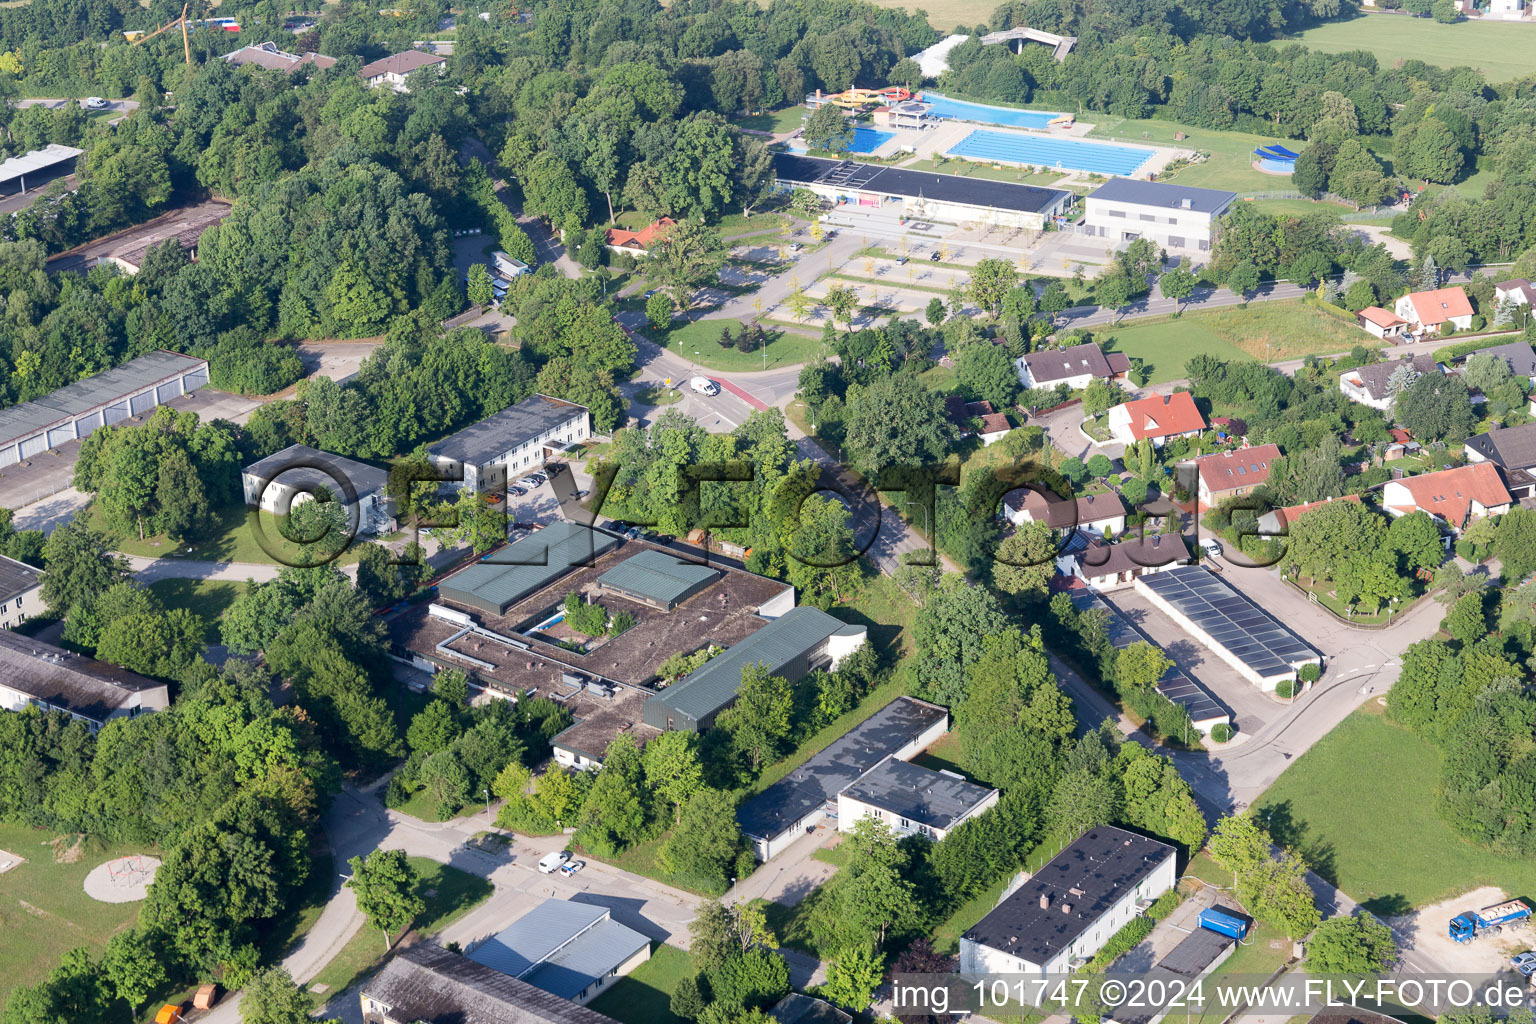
[
  {"left": 1256, "top": 158, "right": 1294, "bottom": 174},
  {"left": 845, "top": 126, "right": 894, "bottom": 153},
  {"left": 945, "top": 129, "right": 1155, "bottom": 177},
  {"left": 923, "top": 93, "right": 1061, "bottom": 130}
]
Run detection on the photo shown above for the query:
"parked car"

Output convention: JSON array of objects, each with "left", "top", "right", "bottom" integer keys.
[
  {"left": 538, "top": 850, "right": 571, "bottom": 873},
  {"left": 508, "top": 485, "right": 528, "bottom": 497},
  {"left": 1512, "top": 953, "right": 1536, "bottom": 977},
  {"left": 896, "top": 255, "right": 908, "bottom": 265},
  {"left": 928, "top": 251, "right": 942, "bottom": 261},
  {"left": 789, "top": 242, "right": 803, "bottom": 252},
  {"left": 559, "top": 859, "right": 586, "bottom": 877},
  {"left": 1200, "top": 538, "right": 1223, "bottom": 559},
  {"left": 83, "top": 96, "right": 110, "bottom": 109},
  {"left": 527, "top": 473, "right": 547, "bottom": 485},
  {"left": 484, "top": 492, "right": 503, "bottom": 505}
]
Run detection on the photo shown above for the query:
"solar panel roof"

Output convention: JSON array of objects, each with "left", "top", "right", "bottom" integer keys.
[
  {"left": 1138, "top": 566, "right": 1316, "bottom": 680},
  {"left": 1071, "top": 591, "right": 1227, "bottom": 724}
]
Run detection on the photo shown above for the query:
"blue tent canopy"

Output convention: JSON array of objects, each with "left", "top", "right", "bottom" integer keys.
[{"left": 1254, "top": 144, "right": 1299, "bottom": 161}]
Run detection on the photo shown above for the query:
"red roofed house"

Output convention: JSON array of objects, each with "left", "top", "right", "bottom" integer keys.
[
  {"left": 1192, "top": 443, "right": 1280, "bottom": 509},
  {"left": 1255, "top": 494, "right": 1361, "bottom": 536},
  {"left": 605, "top": 218, "right": 677, "bottom": 258},
  {"left": 1357, "top": 306, "right": 1408, "bottom": 340},
  {"left": 1394, "top": 286, "right": 1474, "bottom": 336},
  {"left": 1107, "top": 392, "right": 1206, "bottom": 447},
  {"left": 1381, "top": 463, "right": 1511, "bottom": 533},
  {"left": 944, "top": 396, "right": 1010, "bottom": 445}
]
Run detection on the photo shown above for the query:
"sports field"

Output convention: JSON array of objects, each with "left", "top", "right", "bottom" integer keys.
[{"left": 1292, "top": 15, "right": 1536, "bottom": 85}]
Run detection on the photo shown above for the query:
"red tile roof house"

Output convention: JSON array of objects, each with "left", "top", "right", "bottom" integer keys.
[
  {"left": 1191, "top": 443, "right": 1280, "bottom": 510},
  {"left": 944, "top": 396, "right": 1011, "bottom": 445},
  {"left": 1106, "top": 392, "right": 1206, "bottom": 447},
  {"left": 1002, "top": 488, "right": 1126, "bottom": 537},
  {"left": 1255, "top": 494, "right": 1361, "bottom": 536},
  {"left": 1356, "top": 305, "right": 1408, "bottom": 340},
  {"left": 1393, "top": 286, "right": 1474, "bottom": 336},
  {"left": 604, "top": 218, "right": 677, "bottom": 258},
  {"left": 1381, "top": 463, "right": 1512, "bottom": 534}
]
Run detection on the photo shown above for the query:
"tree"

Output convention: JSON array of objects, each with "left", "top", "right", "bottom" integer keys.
[
  {"left": 1040, "top": 281, "right": 1071, "bottom": 324},
  {"left": 822, "top": 946, "right": 886, "bottom": 1011},
  {"left": 643, "top": 730, "right": 705, "bottom": 822},
  {"left": 968, "top": 259, "right": 1020, "bottom": 317},
  {"left": 993, "top": 523, "right": 1058, "bottom": 598},
  {"left": 1444, "top": 591, "right": 1489, "bottom": 647},
  {"left": 102, "top": 930, "right": 165, "bottom": 1021},
  {"left": 1227, "top": 261, "right": 1261, "bottom": 302},
  {"left": 912, "top": 576, "right": 1010, "bottom": 708},
  {"left": 661, "top": 788, "right": 742, "bottom": 892},
  {"left": 647, "top": 292, "right": 674, "bottom": 331},
  {"left": 1306, "top": 914, "right": 1397, "bottom": 975},
  {"left": 956, "top": 343, "right": 1021, "bottom": 410},
  {"left": 1116, "top": 642, "right": 1172, "bottom": 690},
  {"left": 240, "top": 967, "right": 317, "bottom": 1024},
  {"left": 467, "top": 263, "right": 496, "bottom": 308},
  {"left": 1385, "top": 511, "right": 1443, "bottom": 575},
  {"left": 1086, "top": 453, "right": 1114, "bottom": 479},
  {"left": 1059, "top": 457, "right": 1087, "bottom": 487},
  {"left": 810, "top": 817, "right": 918, "bottom": 951},
  {"left": 824, "top": 283, "right": 859, "bottom": 330},
  {"left": 1394, "top": 373, "right": 1476, "bottom": 443},
  {"left": 842, "top": 373, "right": 959, "bottom": 475},
  {"left": 804, "top": 104, "right": 853, "bottom": 154},
  {"left": 926, "top": 296, "right": 946, "bottom": 327},
  {"left": 690, "top": 900, "right": 778, "bottom": 977},
  {"left": 1097, "top": 272, "right": 1132, "bottom": 322},
  {"left": 1431, "top": 0, "right": 1458, "bottom": 21},
  {"left": 1158, "top": 265, "right": 1197, "bottom": 312},
  {"left": 347, "top": 850, "right": 423, "bottom": 953},
  {"left": 718, "top": 664, "right": 794, "bottom": 771},
  {"left": 1209, "top": 814, "right": 1268, "bottom": 889},
  {"left": 41, "top": 522, "right": 129, "bottom": 616},
  {"left": 650, "top": 221, "right": 728, "bottom": 315}
]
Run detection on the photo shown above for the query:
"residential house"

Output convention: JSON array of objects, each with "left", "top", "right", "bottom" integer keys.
[
  {"left": 772, "top": 995, "right": 853, "bottom": 1024},
  {"left": 1337, "top": 354, "right": 1440, "bottom": 412},
  {"left": 1002, "top": 488, "right": 1126, "bottom": 537},
  {"left": 1496, "top": 278, "right": 1536, "bottom": 307},
  {"left": 223, "top": 40, "right": 337, "bottom": 73},
  {"left": 1356, "top": 306, "right": 1407, "bottom": 340},
  {"left": 1381, "top": 463, "right": 1512, "bottom": 532},
  {"left": 428, "top": 394, "right": 589, "bottom": 494},
  {"left": 1254, "top": 495, "right": 1361, "bottom": 537},
  {"left": 1466, "top": 422, "right": 1536, "bottom": 498},
  {"left": 1192, "top": 444, "right": 1280, "bottom": 509},
  {"left": 959, "top": 826, "right": 1178, "bottom": 976},
  {"left": 1057, "top": 532, "right": 1190, "bottom": 591},
  {"left": 1015, "top": 341, "right": 1129, "bottom": 390},
  {"left": 603, "top": 218, "right": 676, "bottom": 258},
  {"left": 1465, "top": 341, "right": 1536, "bottom": 387},
  {"left": 944, "top": 396, "right": 1010, "bottom": 445},
  {"left": 1080, "top": 179, "right": 1237, "bottom": 253},
  {"left": 466, "top": 899, "right": 651, "bottom": 1005},
  {"left": 0, "top": 556, "right": 42, "bottom": 631},
  {"left": 362, "top": 943, "right": 626, "bottom": 1024},
  {"left": 241, "top": 444, "right": 395, "bottom": 536},
  {"left": 0, "top": 629, "right": 169, "bottom": 730},
  {"left": 359, "top": 49, "right": 447, "bottom": 90},
  {"left": 1394, "top": 286, "right": 1474, "bottom": 335},
  {"left": 1107, "top": 392, "right": 1206, "bottom": 447}
]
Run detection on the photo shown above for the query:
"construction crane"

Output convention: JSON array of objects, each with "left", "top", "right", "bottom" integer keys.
[{"left": 130, "top": 3, "right": 192, "bottom": 65}]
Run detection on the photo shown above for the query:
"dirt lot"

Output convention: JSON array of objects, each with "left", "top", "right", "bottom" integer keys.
[{"left": 1391, "top": 886, "right": 1536, "bottom": 975}]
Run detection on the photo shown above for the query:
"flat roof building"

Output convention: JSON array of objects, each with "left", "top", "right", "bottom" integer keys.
[
  {"left": 0, "top": 350, "right": 209, "bottom": 469},
  {"left": 1081, "top": 179, "right": 1237, "bottom": 254},
  {"left": 466, "top": 899, "right": 651, "bottom": 1005},
  {"left": 0, "top": 143, "right": 83, "bottom": 196},
  {"left": 362, "top": 942, "right": 626, "bottom": 1024},
  {"left": 642, "top": 605, "right": 866, "bottom": 733},
  {"left": 595, "top": 548, "right": 722, "bottom": 611},
  {"left": 436, "top": 521, "right": 621, "bottom": 616},
  {"left": 837, "top": 758, "right": 998, "bottom": 839},
  {"left": 0, "top": 628, "right": 170, "bottom": 729},
  {"left": 773, "top": 154, "right": 1073, "bottom": 231},
  {"left": 241, "top": 443, "right": 394, "bottom": 536},
  {"left": 0, "top": 556, "right": 43, "bottom": 632},
  {"left": 429, "top": 394, "right": 589, "bottom": 495},
  {"left": 961, "top": 825, "right": 1178, "bottom": 976},
  {"left": 738, "top": 696, "right": 949, "bottom": 860}
]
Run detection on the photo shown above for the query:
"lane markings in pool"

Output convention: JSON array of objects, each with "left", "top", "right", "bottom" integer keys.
[{"left": 945, "top": 129, "right": 1154, "bottom": 177}]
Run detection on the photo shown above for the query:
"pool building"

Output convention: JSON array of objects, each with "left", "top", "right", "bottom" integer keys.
[
  {"left": 1080, "top": 178, "right": 1237, "bottom": 254},
  {"left": 773, "top": 153, "right": 1073, "bottom": 230}
]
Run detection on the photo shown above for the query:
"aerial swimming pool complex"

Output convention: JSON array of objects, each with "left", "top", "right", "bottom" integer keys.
[
  {"left": 945, "top": 129, "right": 1156, "bottom": 177},
  {"left": 922, "top": 93, "right": 1062, "bottom": 130},
  {"left": 845, "top": 126, "right": 894, "bottom": 154}
]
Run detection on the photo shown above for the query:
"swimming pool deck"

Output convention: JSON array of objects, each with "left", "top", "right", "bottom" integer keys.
[{"left": 860, "top": 120, "right": 1189, "bottom": 181}]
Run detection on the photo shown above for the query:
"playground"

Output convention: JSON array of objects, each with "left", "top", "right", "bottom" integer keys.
[{"left": 83, "top": 854, "right": 161, "bottom": 903}]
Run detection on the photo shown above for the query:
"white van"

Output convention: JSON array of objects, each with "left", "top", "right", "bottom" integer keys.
[
  {"left": 537, "top": 850, "right": 571, "bottom": 873},
  {"left": 690, "top": 376, "right": 720, "bottom": 397}
]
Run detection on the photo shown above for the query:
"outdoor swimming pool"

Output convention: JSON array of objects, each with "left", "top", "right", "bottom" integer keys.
[
  {"left": 845, "top": 126, "right": 894, "bottom": 153},
  {"left": 945, "top": 129, "right": 1155, "bottom": 177},
  {"left": 923, "top": 93, "right": 1062, "bottom": 130}
]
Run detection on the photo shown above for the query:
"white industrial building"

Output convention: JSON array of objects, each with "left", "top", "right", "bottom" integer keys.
[
  {"left": 960, "top": 826, "right": 1177, "bottom": 976},
  {"left": 1081, "top": 179, "right": 1237, "bottom": 253},
  {"left": 0, "top": 629, "right": 170, "bottom": 730},
  {"left": 0, "top": 556, "right": 42, "bottom": 631},
  {"left": 428, "top": 394, "right": 589, "bottom": 494},
  {"left": 241, "top": 444, "right": 395, "bottom": 535}
]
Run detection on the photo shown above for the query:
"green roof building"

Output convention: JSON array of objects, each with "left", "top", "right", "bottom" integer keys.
[
  {"left": 595, "top": 549, "right": 722, "bottom": 610},
  {"left": 436, "top": 521, "right": 620, "bottom": 615}
]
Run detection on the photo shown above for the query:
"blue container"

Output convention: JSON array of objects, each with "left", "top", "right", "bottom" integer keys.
[{"left": 1199, "top": 908, "right": 1249, "bottom": 940}]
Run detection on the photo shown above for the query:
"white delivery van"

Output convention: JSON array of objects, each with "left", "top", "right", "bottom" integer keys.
[{"left": 690, "top": 376, "right": 720, "bottom": 396}]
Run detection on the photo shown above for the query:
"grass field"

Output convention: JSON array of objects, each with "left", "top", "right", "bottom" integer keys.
[
  {"left": 1254, "top": 705, "right": 1536, "bottom": 912},
  {"left": 854, "top": 0, "right": 993, "bottom": 29},
  {"left": 144, "top": 578, "right": 251, "bottom": 643},
  {"left": 1099, "top": 301, "right": 1375, "bottom": 383},
  {"left": 98, "top": 499, "right": 365, "bottom": 568},
  {"left": 0, "top": 824, "right": 150, "bottom": 1016},
  {"left": 730, "top": 108, "right": 808, "bottom": 134},
  {"left": 307, "top": 857, "right": 492, "bottom": 997},
  {"left": 654, "top": 317, "right": 827, "bottom": 373},
  {"left": 588, "top": 944, "right": 693, "bottom": 1024},
  {"left": 1085, "top": 116, "right": 1303, "bottom": 193},
  {"left": 1292, "top": 14, "right": 1536, "bottom": 86}
]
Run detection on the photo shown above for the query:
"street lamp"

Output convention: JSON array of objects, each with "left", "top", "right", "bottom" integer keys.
[
  {"left": 730, "top": 876, "right": 738, "bottom": 903},
  {"left": 483, "top": 788, "right": 492, "bottom": 829}
]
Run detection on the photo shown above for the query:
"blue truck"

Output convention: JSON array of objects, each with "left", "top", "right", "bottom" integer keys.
[
  {"left": 1199, "top": 907, "right": 1250, "bottom": 941},
  {"left": 1449, "top": 899, "right": 1532, "bottom": 943}
]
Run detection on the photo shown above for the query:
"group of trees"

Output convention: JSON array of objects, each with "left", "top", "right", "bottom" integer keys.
[
  {"left": 1283, "top": 500, "right": 1444, "bottom": 612},
  {"left": 675, "top": 902, "right": 792, "bottom": 1024},
  {"left": 1210, "top": 814, "right": 1321, "bottom": 938}
]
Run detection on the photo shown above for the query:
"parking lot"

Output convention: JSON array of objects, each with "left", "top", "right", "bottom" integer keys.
[{"left": 1391, "top": 886, "right": 1536, "bottom": 977}]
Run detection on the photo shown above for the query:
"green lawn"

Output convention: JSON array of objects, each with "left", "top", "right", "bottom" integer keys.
[
  {"left": 730, "top": 107, "right": 808, "bottom": 134},
  {"left": 98, "top": 499, "right": 365, "bottom": 568},
  {"left": 1100, "top": 301, "right": 1377, "bottom": 383},
  {"left": 0, "top": 824, "right": 150, "bottom": 1016},
  {"left": 854, "top": 0, "right": 993, "bottom": 29},
  {"left": 653, "top": 318, "right": 827, "bottom": 373},
  {"left": 307, "top": 857, "right": 492, "bottom": 997},
  {"left": 1292, "top": 14, "right": 1536, "bottom": 86},
  {"left": 1254, "top": 706, "right": 1536, "bottom": 912},
  {"left": 589, "top": 943, "right": 694, "bottom": 1024},
  {"left": 633, "top": 385, "right": 682, "bottom": 407},
  {"left": 1244, "top": 198, "right": 1355, "bottom": 218},
  {"left": 144, "top": 578, "right": 251, "bottom": 644},
  {"left": 1086, "top": 116, "right": 1298, "bottom": 194}
]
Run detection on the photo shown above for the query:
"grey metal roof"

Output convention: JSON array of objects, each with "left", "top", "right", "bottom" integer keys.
[
  {"left": 0, "top": 554, "right": 42, "bottom": 604},
  {"left": 365, "top": 943, "right": 624, "bottom": 1024},
  {"left": 0, "top": 628, "right": 169, "bottom": 724},
  {"left": 467, "top": 899, "right": 649, "bottom": 1001},
  {"left": 1467, "top": 423, "right": 1536, "bottom": 471},
  {"left": 1469, "top": 341, "right": 1536, "bottom": 378},
  {"left": 772, "top": 994, "right": 853, "bottom": 1024},
  {"left": 646, "top": 605, "right": 861, "bottom": 723},
  {"left": 1138, "top": 566, "right": 1318, "bottom": 680},
  {"left": 0, "top": 144, "right": 83, "bottom": 187},
  {"left": 597, "top": 549, "right": 721, "bottom": 606},
  {"left": 429, "top": 394, "right": 587, "bottom": 468},
  {"left": 964, "top": 826, "right": 1175, "bottom": 965},
  {"left": 737, "top": 696, "right": 948, "bottom": 841},
  {"left": 437, "top": 521, "right": 620, "bottom": 615},
  {"left": 839, "top": 758, "right": 996, "bottom": 829},
  {"left": 0, "top": 350, "right": 208, "bottom": 447},
  {"left": 1158, "top": 916, "right": 1238, "bottom": 976},
  {"left": 242, "top": 444, "right": 389, "bottom": 500},
  {"left": 773, "top": 154, "right": 1072, "bottom": 216},
  {"left": 1086, "top": 178, "right": 1237, "bottom": 215},
  {"left": 1070, "top": 591, "right": 1227, "bottom": 726}
]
